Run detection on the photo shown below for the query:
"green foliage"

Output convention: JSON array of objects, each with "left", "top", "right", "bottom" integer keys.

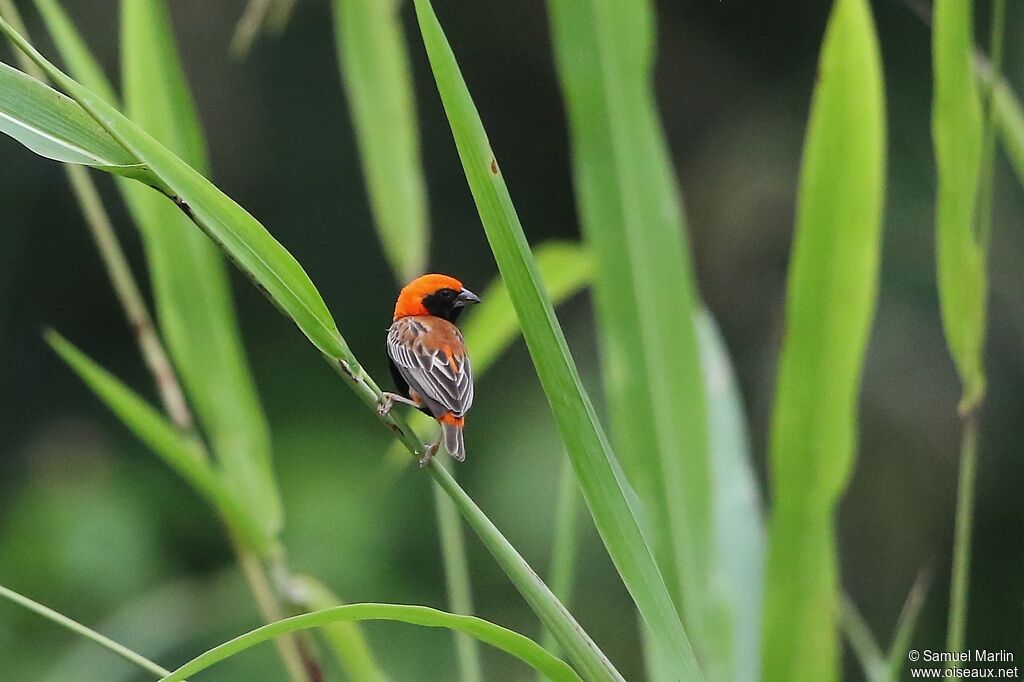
[
  {"left": 760, "top": 0, "right": 885, "bottom": 680},
  {"left": 44, "top": 332, "right": 265, "bottom": 552},
  {"left": 993, "top": 77, "right": 1024, "bottom": 190},
  {"left": 0, "top": 61, "right": 152, "bottom": 183},
  {"left": 119, "top": 0, "right": 283, "bottom": 547},
  {"left": 158, "top": 604, "right": 583, "bottom": 682},
  {"left": 411, "top": 0, "right": 698, "bottom": 678},
  {"left": 545, "top": 0, "right": 722, "bottom": 674},
  {"left": 931, "top": 0, "right": 986, "bottom": 412},
  {"left": 332, "top": 0, "right": 429, "bottom": 282}
]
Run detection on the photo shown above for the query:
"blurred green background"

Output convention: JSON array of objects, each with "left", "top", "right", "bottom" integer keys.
[{"left": 0, "top": 1, "right": 1021, "bottom": 679}]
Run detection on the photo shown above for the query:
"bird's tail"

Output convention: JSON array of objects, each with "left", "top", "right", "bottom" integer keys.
[{"left": 439, "top": 413, "right": 466, "bottom": 461}]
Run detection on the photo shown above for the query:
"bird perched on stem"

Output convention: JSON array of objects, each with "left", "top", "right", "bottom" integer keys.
[{"left": 380, "top": 274, "right": 480, "bottom": 466}]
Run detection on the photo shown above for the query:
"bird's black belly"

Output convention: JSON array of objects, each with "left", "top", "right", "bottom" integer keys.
[{"left": 388, "top": 356, "right": 432, "bottom": 416}]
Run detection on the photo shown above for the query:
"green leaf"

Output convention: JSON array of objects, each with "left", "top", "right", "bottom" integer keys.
[
  {"left": 839, "top": 594, "right": 887, "bottom": 682},
  {"left": 120, "top": 0, "right": 283, "bottom": 547},
  {"left": 695, "top": 310, "right": 764, "bottom": 681},
  {"left": 0, "top": 61, "right": 152, "bottom": 182},
  {"left": 545, "top": 0, "right": 716, "bottom": 673},
  {"left": 332, "top": 0, "right": 429, "bottom": 282},
  {"left": 411, "top": 0, "right": 700, "bottom": 679},
  {"left": 45, "top": 331, "right": 265, "bottom": 552},
  {"left": 461, "top": 241, "right": 592, "bottom": 377},
  {"left": 157, "top": 604, "right": 582, "bottom": 682},
  {"left": 0, "top": 583, "right": 171, "bottom": 678},
  {"left": 0, "top": 16, "right": 348, "bottom": 362},
  {"left": 760, "top": 1, "right": 886, "bottom": 680},
  {"left": 932, "top": 0, "right": 986, "bottom": 412}
]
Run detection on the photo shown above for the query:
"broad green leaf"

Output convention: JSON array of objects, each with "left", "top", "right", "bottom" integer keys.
[
  {"left": 120, "top": 0, "right": 283, "bottom": 547},
  {"left": 461, "top": 241, "right": 592, "bottom": 377},
  {"left": 45, "top": 331, "right": 265, "bottom": 552},
  {"left": 932, "top": 0, "right": 986, "bottom": 412},
  {"left": 761, "top": 1, "right": 885, "bottom": 680},
  {"left": 332, "top": 0, "right": 429, "bottom": 282},
  {"left": 0, "top": 61, "right": 152, "bottom": 182},
  {"left": 412, "top": 0, "right": 699, "bottom": 678},
  {"left": 695, "top": 310, "right": 763, "bottom": 681},
  {"left": 545, "top": 0, "right": 716, "bottom": 674},
  {"left": 157, "top": 604, "right": 582, "bottom": 682},
  {"left": 287, "top": 576, "right": 390, "bottom": 682},
  {"left": 0, "top": 583, "right": 171, "bottom": 678},
  {"left": 0, "top": 17, "right": 348, "bottom": 361}
]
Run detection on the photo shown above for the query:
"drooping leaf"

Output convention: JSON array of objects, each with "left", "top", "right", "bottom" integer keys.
[
  {"left": 332, "top": 0, "right": 429, "bottom": 282},
  {"left": 120, "top": 0, "right": 283, "bottom": 547},
  {"left": 157, "top": 604, "right": 582, "bottom": 682},
  {"left": 45, "top": 331, "right": 265, "bottom": 552},
  {"left": 761, "top": 0, "right": 886, "bottom": 680},
  {"left": 411, "top": 0, "right": 699, "bottom": 678},
  {"left": 0, "top": 61, "right": 153, "bottom": 183}
]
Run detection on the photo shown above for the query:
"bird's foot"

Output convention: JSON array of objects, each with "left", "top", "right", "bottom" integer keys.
[
  {"left": 419, "top": 439, "right": 440, "bottom": 467},
  {"left": 377, "top": 393, "right": 395, "bottom": 416}
]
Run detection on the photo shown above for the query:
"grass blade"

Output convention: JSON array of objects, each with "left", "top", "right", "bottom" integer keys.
[
  {"left": 931, "top": 0, "right": 986, "bottom": 412},
  {"left": 537, "top": 456, "right": 581, "bottom": 664},
  {"left": 411, "top": 0, "right": 699, "bottom": 678},
  {"left": 695, "top": 310, "right": 764, "bottom": 680},
  {"left": 886, "top": 570, "right": 931, "bottom": 681},
  {"left": 120, "top": 0, "right": 283, "bottom": 547},
  {"left": 0, "top": 584, "right": 171, "bottom": 678},
  {"left": 157, "top": 604, "right": 582, "bottom": 682},
  {"left": 44, "top": 331, "right": 264, "bottom": 552},
  {"left": 545, "top": 2, "right": 716, "bottom": 671},
  {"left": 332, "top": 0, "right": 429, "bottom": 282},
  {"left": 0, "top": 60, "right": 152, "bottom": 182},
  {"left": 33, "top": 0, "right": 117, "bottom": 104},
  {"left": 839, "top": 594, "right": 887, "bottom": 682},
  {"left": 760, "top": 1, "right": 886, "bottom": 680}
]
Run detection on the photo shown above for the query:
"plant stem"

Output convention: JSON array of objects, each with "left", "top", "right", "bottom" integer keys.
[
  {"left": 433, "top": 466, "right": 485, "bottom": 682},
  {"left": 945, "top": 413, "right": 978, "bottom": 662}
]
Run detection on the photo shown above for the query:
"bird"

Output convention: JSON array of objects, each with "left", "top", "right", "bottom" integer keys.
[{"left": 379, "top": 273, "right": 481, "bottom": 466}]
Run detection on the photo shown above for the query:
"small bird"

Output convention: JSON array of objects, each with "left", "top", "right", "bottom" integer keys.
[{"left": 380, "top": 274, "right": 481, "bottom": 466}]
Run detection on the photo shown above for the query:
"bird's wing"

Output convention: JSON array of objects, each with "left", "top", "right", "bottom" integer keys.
[{"left": 387, "top": 316, "right": 474, "bottom": 417}]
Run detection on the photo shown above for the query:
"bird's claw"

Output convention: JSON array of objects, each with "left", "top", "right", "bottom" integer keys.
[
  {"left": 419, "top": 440, "right": 440, "bottom": 467},
  {"left": 377, "top": 395, "right": 393, "bottom": 417}
]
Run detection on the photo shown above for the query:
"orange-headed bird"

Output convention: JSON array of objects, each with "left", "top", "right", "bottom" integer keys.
[{"left": 380, "top": 274, "right": 481, "bottom": 465}]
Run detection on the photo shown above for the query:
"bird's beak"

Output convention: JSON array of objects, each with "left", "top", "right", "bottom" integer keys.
[{"left": 454, "top": 288, "right": 481, "bottom": 307}]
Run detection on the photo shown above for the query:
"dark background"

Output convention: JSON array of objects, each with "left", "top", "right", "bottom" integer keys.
[{"left": 0, "top": 1, "right": 1021, "bottom": 679}]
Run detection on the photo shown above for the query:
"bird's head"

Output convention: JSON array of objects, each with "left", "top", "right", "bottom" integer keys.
[{"left": 393, "top": 273, "right": 481, "bottom": 323}]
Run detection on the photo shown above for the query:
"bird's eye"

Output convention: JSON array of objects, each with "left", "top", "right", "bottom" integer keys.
[{"left": 439, "top": 289, "right": 454, "bottom": 300}]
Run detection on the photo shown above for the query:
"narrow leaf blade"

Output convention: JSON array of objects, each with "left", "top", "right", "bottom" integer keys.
[
  {"left": 45, "top": 331, "right": 264, "bottom": 551},
  {"left": 761, "top": 0, "right": 886, "bottom": 680},
  {"left": 158, "top": 604, "right": 582, "bottom": 682},
  {"left": 412, "top": 0, "right": 701, "bottom": 678}
]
